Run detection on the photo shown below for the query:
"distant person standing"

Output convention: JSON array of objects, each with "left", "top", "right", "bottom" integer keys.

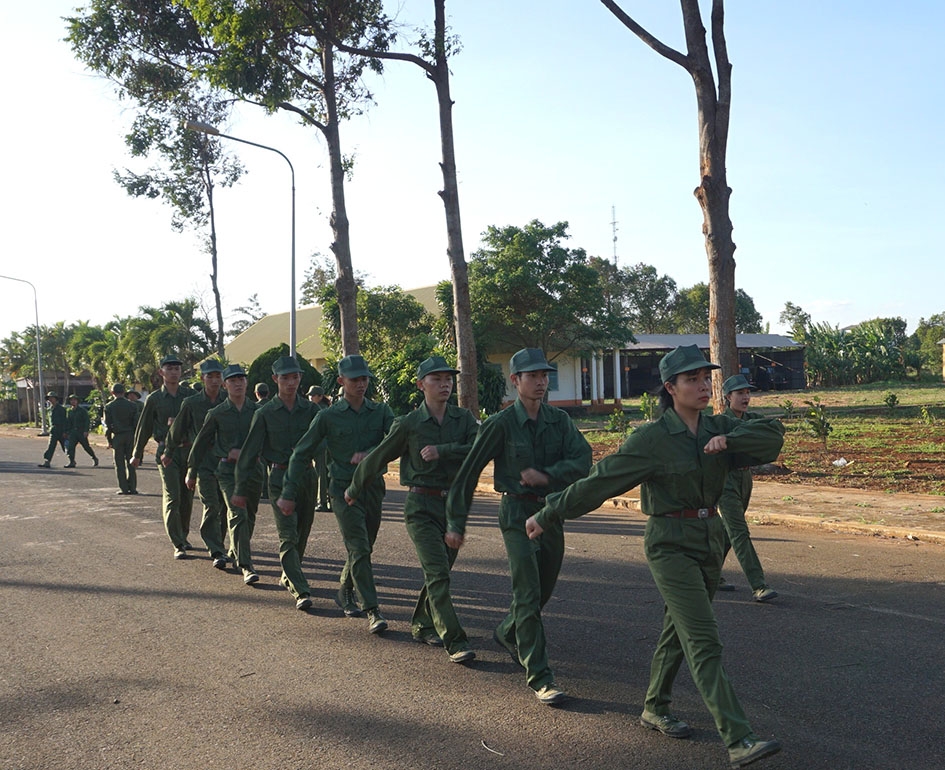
[
  {"left": 306, "top": 384, "right": 331, "bottom": 512},
  {"left": 346, "top": 356, "right": 478, "bottom": 661},
  {"left": 447, "top": 348, "right": 593, "bottom": 704},
  {"left": 254, "top": 382, "right": 270, "bottom": 405},
  {"left": 235, "top": 356, "right": 318, "bottom": 610},
  {"left": 188, "top": 364, "right": 264, "bottom": 583},
  {"left": 718, "top": 374, "right": 778, "bottom": 603},
  {"left": 64, "top": 394, "right": 99, "bottom": 468},
  {"left": 165, "top": 360, "right": 227, "bottom": 566},
  {"left": 38, "top": 392, "right": 67, "bottom": 468},
  {"left": 132, "top": 353, "right": 195, "bottom": 560},
  {"left": 281, "top": 355, "right": 394, "bottom": 633},
  {"left": 104, "top": 383, "right": 139, "bottom": 494}
]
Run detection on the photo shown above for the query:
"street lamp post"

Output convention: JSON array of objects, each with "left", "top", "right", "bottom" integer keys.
[
  {"left": 0, "top": 274, "right": 48, "bottom": 432},
  {"left": 183, "top": 119, "right": 297, "bottom": 356}
]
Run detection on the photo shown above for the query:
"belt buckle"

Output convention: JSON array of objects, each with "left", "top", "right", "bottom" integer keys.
[{"left": 697, "top": 507, "right": 709, "bottom": 519}]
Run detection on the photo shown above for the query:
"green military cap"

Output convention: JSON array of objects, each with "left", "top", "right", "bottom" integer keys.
[
  {"left": 223, "top": 364, "right": 247, "bottom": 380},
  {"left": 338, "top": 354, "right": 373, "bottom": 379},
  {"left": 272, "top": 355, "right": 302, "bottom": 375},
  {"left": 722, "top": 374, "right": 757, "bottom": 395},
  {"left": 127, "top": 390, "right": 141, "bottom": 399},
  {"left": 416, "top": 355, "right": 459, "bottom": 379},
  {"left": 160, "top": 353, "right": 183, "bottom": 366},
  {"left": 199, "top": 359, "right": 225, "bottom": 374},
  {"left": 306, "top": 385, "right": 324, "bottom": 396},
  {"left": 510, "top": 348, "right": 556, "bottom": 375},
  {"left": 658, "top": 345, "right": 721, "bottom": 382},
  {"left": 111, "top": 383, "right": 126, "bottom": 395},
  {"left": 68, "top": 393, "right": 79, "bottom": 401},
  {"left": 46, "top": 391, "right": 59, "bottom": 400}
]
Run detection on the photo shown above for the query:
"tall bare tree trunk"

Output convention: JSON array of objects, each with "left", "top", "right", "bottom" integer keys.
[
  {"left": 431, "top": 0, "right": 478, "bottom": 414},
  {"left": 602, "top": 0, "right": 738, "bottom": 411},
  {"left": 322, "top": 39, "right": 360, "bottom": 357},
  {"left": 204, "top": 168, "right": 226, "bottom": 359}
]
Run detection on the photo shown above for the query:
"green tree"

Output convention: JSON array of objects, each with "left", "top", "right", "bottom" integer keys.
[
  {"left": 246, "top": 343, "right": 320, "bottom": 397},
  {"left": 67, "top": 0, "right": 395, "bottom": 358},
  {"left": 228, "top": 294, "right": 265, "bottom": 340},
  {"left": 468, "top": 220, "right": 633, "bottom": 358},
  {"left": 674, "top": 283, "right": 763, "bottom": 334},
  {"left": 589, "top": 259, "right": 678, "bottom": 334},
  {"left": 907, "top": 313, "right": 945, "bottom": 378},
  {"left": 114, "top": 93, "right": 244, "bottom": 358},
  {"left": 779, "top": 302, "right": 811, "bottom": 342}
]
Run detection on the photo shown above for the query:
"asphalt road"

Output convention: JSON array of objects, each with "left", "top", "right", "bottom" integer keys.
[{"left": 2, "top": 435, "right": 944, "bottom": 770}]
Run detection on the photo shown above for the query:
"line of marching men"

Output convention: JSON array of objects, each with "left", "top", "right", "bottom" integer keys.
[{"left": 87, "top": 346, "right": 784, "bottom": 768}]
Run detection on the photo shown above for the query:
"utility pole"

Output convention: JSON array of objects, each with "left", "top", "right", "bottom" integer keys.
[{"left": 610, "top": 205, "right": 619, "bottom": 265}]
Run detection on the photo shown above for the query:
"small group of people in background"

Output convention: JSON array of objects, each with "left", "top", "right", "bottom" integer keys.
[{"left": 36, "top": 344, "right": 784, "bottom": 768}]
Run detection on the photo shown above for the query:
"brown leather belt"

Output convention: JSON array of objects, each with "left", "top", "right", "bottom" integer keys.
[
  {"left": 219, "top": 458, "right": 235, "bottom": 464},
  {"left": 503, "top": 492, "right": 546, "bottom": 504},
  {"left": 270, "top": 462, "right": 288, "bottom": 470},
  {"left": 662, "top": 507, "right": 717, "bottom": 519},
  {"left": 409, "top": 486, "right": 448, "bottom": 498}
]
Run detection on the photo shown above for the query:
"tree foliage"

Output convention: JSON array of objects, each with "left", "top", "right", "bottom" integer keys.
[
  {"left": 468, "top": 220, "right": 633, "bottom": 358},
  {"left": 67, "top": 0, "right": 396, "bottom": 357}
]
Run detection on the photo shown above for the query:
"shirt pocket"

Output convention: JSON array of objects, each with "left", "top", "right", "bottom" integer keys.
[
  {"left": 653, "top": 455, "right": 699, "bottom": 487},
  {"left": 506, "top": 439, "right": 533, "bottom": 473}
]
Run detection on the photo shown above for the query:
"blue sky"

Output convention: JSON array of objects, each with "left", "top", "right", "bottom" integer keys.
[{"left": 1, "top": 1, "right": 942, "bottom": 346}]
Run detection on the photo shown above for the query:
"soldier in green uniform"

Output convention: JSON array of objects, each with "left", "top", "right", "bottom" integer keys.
[
  {"left": 132, "top": 353, "right": 195, "bottom": 560},
  {"left": 280, "top": 355, "right": 394, "bottom": 634},
  {"left": 38, "top": 392, "right": 67, "bottom": 468},
  {"left": 64, "top": 394, "right": 99, "bottom": 468},
  {"left": 165, "top": 360, "right": 227, "bottom": 567},
  {"left": 346, "top": 356, "right": 478, "bottom": 662},
  {"left": 306, "top": 385, "right": 331, "bottom": 511},
  {"left": 525, "top": 345, "right": 784, "bottom": 768},
  {"left": 446, "top": 348, "right": 592, "bottom": 705},
  {"left": 104, "top": 383, "right": 139, "bottom": 494},
  {"left": 187, "top": 364, "right": 264, "bottom": 583},
  {"left": 234, "top": 356, "right": 318, "bottom": 610},
  {"left": 718, "top": 374, "right": 777, "bottom": 603}
]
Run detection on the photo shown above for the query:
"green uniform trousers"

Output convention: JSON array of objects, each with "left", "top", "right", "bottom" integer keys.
[
  {"left": 195, "top": 467, "right": 227, "bottom": 559},
  {"left": 330, "top": 475, "right": 384, "bottom": 611},
  {"left": 403, "top": 493, "right": 467, "bottom": 654},
  {"left": 269, "top": 465, "right": 316, "bottom": 600},
  {"left": 67, "top": 432, "right": 98, "bottom": 464},
  {"left": 217, "top": 461, "right": 261, "bottom": 571},
  {"left": 720, "top": 474, "right": 766, "bottom": 591},
  {"left": 160, "top": 448, "right": 194, "bottom": 550},
  {"left": 495, "top": 496, "right": 562, "bottom": 691},
  {"left": 111, "top": 431, "right": 136, "bottom": 493},
  {"left": 643, "top": 514, "right": 753, "bottom": 748}
]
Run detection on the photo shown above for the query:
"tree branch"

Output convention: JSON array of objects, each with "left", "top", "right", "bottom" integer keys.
[
  {"left": 710, "top": 0, "right": 732, "bottom": 162},
  {"left": 331, "top": 38, "right": 435, "bottom": 77},
  {"left": 276, "top": 100, "right": 326, "bottom": 132},
  {"left": 599, "top": 0, "right": 690, "bottom": 69}
]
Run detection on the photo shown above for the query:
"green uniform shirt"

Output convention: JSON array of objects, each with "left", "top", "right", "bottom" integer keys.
[
  {"left": 165, "top": 390, "right": 225, "bottom": 471},
  {"left": 188, "top": 397, "right": 259, "bottom": 473},
  {"left": 719, "top": 407, "right": 767, "bottom": 510},
  {"left": 447, "top": 399, "right": 593, "bottom": 537},
  {"left": 234, "top": 395, "right": 318, "bottom": 498},
  {"left": 283, "top": 396, "right": 395, "bottom": 501},
  {"left": 104, "top": 396, "right": 139, "bottom": 443},
  {"left": 533, "top": 408, "right": 785, "bottom": 530},
  {"left": 347, "top": 402, "right": 479, "bottom": 500},
  {"left": 66, "top": 404, "right": 90, "bottom": 434},
  {"left": 132, "top": 384, "right": 194, "bottom": 461},
  {"left": 49, "top": 403, "right": 67, "bottom": 439}
]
